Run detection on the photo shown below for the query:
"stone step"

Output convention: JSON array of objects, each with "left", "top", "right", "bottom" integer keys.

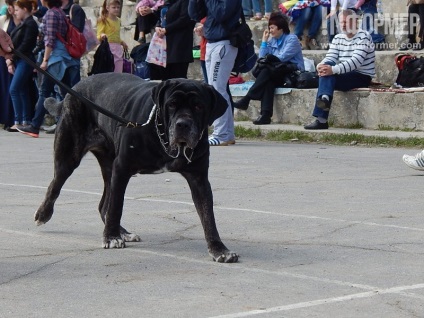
[{"left": 232, "top": 88, "right": 424, "bottom": 131}]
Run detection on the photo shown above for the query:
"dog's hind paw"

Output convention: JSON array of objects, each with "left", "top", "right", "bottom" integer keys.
[
  {"left": 102, "top": 237, "right": 126, "bottom": 249},
  {"left": 211, "top": 251, "right": 239, "bottom": 263},
  {"left": 122, "top": 233, "right": 141, "bottom": 242}
]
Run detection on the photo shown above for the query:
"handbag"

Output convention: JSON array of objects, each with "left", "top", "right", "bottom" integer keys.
[
  {"left": 145, "top": 32, "right": 167, "bottom": 67},
  {"left": 122, "top": 48, "right": 133, "bottom": 74},
  {"left": 229, "top": 10, "right": 253, "bottom": 49}
]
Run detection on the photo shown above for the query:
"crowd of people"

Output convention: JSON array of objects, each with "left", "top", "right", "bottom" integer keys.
[{"left": 0, "top": 0, "right": 424, "bottom": 167}]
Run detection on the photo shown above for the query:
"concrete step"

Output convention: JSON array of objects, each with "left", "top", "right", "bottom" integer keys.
[{"left": 232, "top": 87, "right": 424, "bottom": 131}]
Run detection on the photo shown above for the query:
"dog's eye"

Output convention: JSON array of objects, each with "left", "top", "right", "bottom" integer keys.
[
  {"left": 194, "top": 105, "right": 203, "bottom": 112},
  {"left": 167, "top": 102, "right": 177, "bottom": 109}
]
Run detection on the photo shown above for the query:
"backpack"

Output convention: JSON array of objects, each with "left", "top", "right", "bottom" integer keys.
[
  {"left": 395, "top": 53, "right": 424, "bottom": 87},
  {"left": 57, "top": 15, "right": 87, "bottom": 59},
  {"left": 232, "top": 40, "right": 258, "bottom": 73},
  {"left": 88, "top": 38, "right": 115, "bottom": 75},
  {"left": 130, "top": 43, "right": 150, "bottom": 79}
]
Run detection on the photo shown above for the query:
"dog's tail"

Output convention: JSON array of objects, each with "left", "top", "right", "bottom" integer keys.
[{"left": 44, "top": 97, "right": 63, "bottom": 117}]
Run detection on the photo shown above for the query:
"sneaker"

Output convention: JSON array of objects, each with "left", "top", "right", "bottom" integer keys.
[
  {"left": 44, "top": 124, "right": 57, "bottom": 132},
  {"left": 250, "top": 15, "right": 262, "bottom": 21},
  {"left": 208, "top": 137, "right": 230, "bottom": 146},
  {"left": 17, "top": 125, "right": 39, "bottom": 138},
  {"left": 402, "top": 150, "right": 424, "bottom": 171}
]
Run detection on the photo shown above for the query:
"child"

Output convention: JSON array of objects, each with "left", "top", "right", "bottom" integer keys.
[
  {"left": 97, "top": 0, "right": 128, "bottom": 73},
  {"left": 135, "top": 0, "right": 164, "bottom": 43},
  {"left": 7, "top": 0, "right": 38, "bottom": 131}
]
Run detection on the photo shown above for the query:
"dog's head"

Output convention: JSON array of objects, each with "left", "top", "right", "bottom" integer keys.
[{"left": 152, "top": 79, "right": 228, "bottom": 152}]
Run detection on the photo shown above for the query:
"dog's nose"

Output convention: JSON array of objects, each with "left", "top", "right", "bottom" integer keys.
[{"left": 176, "top": 118, "right": 192, "bottom": 133}]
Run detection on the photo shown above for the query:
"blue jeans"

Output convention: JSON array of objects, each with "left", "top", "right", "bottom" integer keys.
[
  {"left": 294, "top": 6, "right": 323, "bottom": 39},
  {"left": 312, "top": 62, "right": 372, "bottom": 120},
  {"left": 360, "top": 0, "right": 385, "bottom": 44},
  {"left": 252, "top": 0, "right": 272, "bottom": 15},
  {"left": 242, "top": 0, "right": 253, "bottom": 17},
  {"left": 9, "top": 58, "right": 34, "bottom": 124},
  {"left": 31, "top": 65, "right": 80, "bottom": 129}
]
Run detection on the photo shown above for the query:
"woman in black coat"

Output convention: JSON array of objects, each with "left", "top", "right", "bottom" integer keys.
[{"left": 150, "top": 0, "right": 195, "bottom": 80}]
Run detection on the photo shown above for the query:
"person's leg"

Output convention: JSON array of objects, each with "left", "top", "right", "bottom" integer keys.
[
  {"left": 416, "top": 4, "right": 424, "bottom": 49},
  {"left": 294, "top": 8, "right": 310, "bottom": 40},
  {"left": 256, "top": 80, "right": 275, "bottom": 121},
  {"left": 361, "top": 0, "right": 385, "bottom": 44},
  {"left": 206, "top": 41, "right": 238, "bottom": 144},
  {"left": 163, "top": 62, "right": 189, "bottom": 80},
  {"left": 59, "top": 65, "right": 80, "bottom": 99},
  {"left": 242, "top": 0, "right": 253, "bottom": 18},
  {"left": 9, "top": 59, "right": 33, "bottom": 125},
  {"left": 251, "top": 0, "right": 262, "bottom": 19},
  {"left": 308, "top": 5, "right": 323, "bottom": 39},
  {"left": 263, "top": 0, "right": 273, "bottom": 18},
  {"left": 109, "top": 43, "right": 124, "bottom": 73},
  {"left": 327, "top": 10, "right": 339, "bottom": 43},
  {"left": 200, "top": 60, "right": 208, "bottom": 83},
  {"left": 408, "top": 5, "right": 419, "bottom": 43}
]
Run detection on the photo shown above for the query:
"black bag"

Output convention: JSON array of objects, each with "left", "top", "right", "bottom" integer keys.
[
  {"left": 251, "top": 54, "right": 297, "bottom": 87},
  {"left": 396, "top": 55, "right": 424, "bottom": 88},
  {"left": 88, "top": 38, "right": 114, "bottom": 75},
  {"left": 131, "top": 42, "right": 150, "bottom": 79},
  {"left": 296, "top": 71, "right": 319, "bottom": 89},
  {"left": 230, "top": 20, "right": 253, "bottom": 49},
  {"left": 232, "top": 40, "right": 258, "bottom": 73}
]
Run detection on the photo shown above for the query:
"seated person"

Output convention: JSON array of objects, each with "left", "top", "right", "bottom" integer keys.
[
  {"left": 234, "top": 12, "right": 304, "bottom": 125},
  {"left": 304, "top": 9, "right": 375, "bottom": 130},
  {"left": 134, "top": 0, "right": 163, "bottom": 43}
]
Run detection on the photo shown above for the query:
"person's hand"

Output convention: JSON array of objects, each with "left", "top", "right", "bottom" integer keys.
[
  {"left": 0, "top": 29, "right": 13, "bottom": 59},
  {"left": 155, "top": 27, "right": 166, "bottom": 38},
  {"left": 121, "top": 41, "right": 128, "bottom": 50},
  {"left": 140, "top": 6, "right": 152, "bottom": 16},
  {"left": 100, "top": 33, "right": 107, "bottom": 40},
  {"left": 194, "top": 24, "right": 204, "bottom": 37},
  {"left": 262, "top": 28, "right": 269, "bottom": 42},
  {"left": 317, "top": 64, "right": 333, "bottom": 77},
  {"left": 40, "top": 60, "right": 48, "bottom": 70},
  {"left": 326, "top": 9, "right": 336, "bottom": 19}
]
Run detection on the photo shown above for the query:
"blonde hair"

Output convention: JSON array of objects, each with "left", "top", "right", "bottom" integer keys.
[{"left": 98, "top": 0, "right": 121, "bottom": 25}]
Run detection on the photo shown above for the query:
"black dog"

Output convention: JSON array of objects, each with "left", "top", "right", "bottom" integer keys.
[{"left": 38, "top": 73, "right": 238, "bottom": 263}]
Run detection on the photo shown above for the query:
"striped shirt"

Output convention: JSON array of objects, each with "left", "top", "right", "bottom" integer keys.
[{"left": 321, "top": 29, "right": 376, "bottom": 77}]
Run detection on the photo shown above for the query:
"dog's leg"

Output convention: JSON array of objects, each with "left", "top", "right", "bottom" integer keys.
[
  {"left": 35, "top": 137, "right": 85, "bottom": 225},
  {"left": 182, "top": 171, "right": 239, "bottom": 263},
  {"left": 102, "top": 161, "right": 136, "bottom": 248},
  {"left": 92, "top": 151, "right": 141, "bottom": 244}
]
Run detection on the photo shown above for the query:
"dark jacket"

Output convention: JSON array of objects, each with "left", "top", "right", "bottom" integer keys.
[
  {"left": 10, "top": 16, "right": 39, "bottom": 61},
  {"left": 63, "top": 1, "right": 86, "bottom": 33},
  {"left": 188, "top": 0, "right": 242, "bottom": 43},
  {"left": 161, "top": 0, "right": 195, "bottom": 64}
]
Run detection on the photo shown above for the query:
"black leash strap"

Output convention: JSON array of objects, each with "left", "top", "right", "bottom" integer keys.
[{"left": 11, "top": 49, "right": 140, "bottom": 128}]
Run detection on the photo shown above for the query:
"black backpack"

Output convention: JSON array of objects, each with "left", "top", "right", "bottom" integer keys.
[
  {"left": 130, "top": 42, "right": 150, "bottom": 79},
  {"left": 395, "top": 54, "right": 424, "bottom": 88},
  {"left": 88, "top": 38, "right": 115, "bottom": 75}
]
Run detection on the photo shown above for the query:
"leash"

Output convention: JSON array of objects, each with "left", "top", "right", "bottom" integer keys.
[{"left": 11, "top": 49, "right": 141, "bottom": 128}]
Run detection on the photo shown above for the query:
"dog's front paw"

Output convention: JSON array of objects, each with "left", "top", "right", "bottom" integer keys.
[
  {"left": 210, "top": 250, "right": 239, "bottom": 263},
  {"left": 102, "top": 237, "right": 126, "bottom": 249},
  {"left": 121, "top": 232, "right": 141, "bottom": 242}
]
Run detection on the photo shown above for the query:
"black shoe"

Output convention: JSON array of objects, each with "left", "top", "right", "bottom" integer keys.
[
  {"left": 253, "top": 115, "right": 271, "bottom": 125},
  {"left": 234, "top": 96, "right": 250, "bottom": 110},
  {"left": 137, "top": 37, "right": 146, "bottom": 44},
  {"left": 304, "top": 119, "right": 328, "bottom": 130},
  {"left": 413, "top": 42, "right": 424, "bottom": 51},
  {"left": 17, "top": 125, "right": 39, "bottom": 138},
  {"left": 316, "top": 97, "right": 331, "bottom": 111},
  {"left": 399, "top": 41, "right": 415, "bottom": 51}
]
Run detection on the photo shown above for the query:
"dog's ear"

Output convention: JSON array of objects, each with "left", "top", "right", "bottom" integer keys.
[
  {"left": 205, "top": 84, "right": 228, "bottom": 126},
  {"left": 44, "top": 97, "right": 63, "bottom": 117},
  {"left": 151, "top": 79, "right": 176, "bottom": 108}
]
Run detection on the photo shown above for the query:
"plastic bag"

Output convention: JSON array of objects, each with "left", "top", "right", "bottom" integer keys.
[
  {"left": 83, "top": 19, "right": 99, "bottom": 53},
  {"left": 146, "top": 32, "right": 167, "bottom": 67}
]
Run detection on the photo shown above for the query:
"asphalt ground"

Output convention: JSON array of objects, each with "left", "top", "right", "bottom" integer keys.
[{"left": 1, "top": 125, "right": 424, "bottom": 318}]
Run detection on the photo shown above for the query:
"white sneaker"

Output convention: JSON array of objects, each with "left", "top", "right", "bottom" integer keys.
[{"left": 402, "top": 150, "right": 424, "bottom": 171}]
